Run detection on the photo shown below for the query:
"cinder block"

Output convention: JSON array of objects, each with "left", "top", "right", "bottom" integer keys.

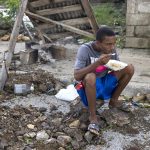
[
  {"left": 126, "top": 14, "right": 150, "bottom": 25},
  {"left": 138, "top": 2, "right": 150, "bottom": 13},
  {"left": 125, "top": 37, "right": 150, "bottom": 48},
  {"left": 127, "top": 0, "right": 136, "bottom": 13},
  {"left": 20, "top": 49, "right": 38, "bottom": 64},
  {"left": 135, "top": 26, "right": 150, "bottom": 38},
  {"left": 126, "top": 26, "right": 135, "bottom": 37}
]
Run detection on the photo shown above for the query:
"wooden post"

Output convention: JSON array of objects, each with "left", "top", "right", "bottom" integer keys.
[
  {"left": 81, "top": 0, "right": 99, "bottom": 34},
  {"left": 22, "top": 21, "right": 34, "bottom": 41},
  {"left": 5, "top": 0, "right": 28, "bottom": 68},
  {"left": 25, "top": 11, "right": 95, "bottom": 39}
]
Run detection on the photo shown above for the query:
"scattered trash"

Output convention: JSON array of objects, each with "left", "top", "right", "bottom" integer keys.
[
  {"left": 14, "top": 83, "right": 34, "bottom": 95},
  {"left": 55, "top": 84, "right": 79, "bottom": 101}
]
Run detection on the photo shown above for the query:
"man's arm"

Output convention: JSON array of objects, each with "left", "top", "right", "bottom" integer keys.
[{"left": 74, "top": 54, "right": 111, "bottom": 81}]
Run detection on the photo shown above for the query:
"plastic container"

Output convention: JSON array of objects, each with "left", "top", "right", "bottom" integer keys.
[{"left": 14, "top": 84, "right": 32, "bottom": 94}]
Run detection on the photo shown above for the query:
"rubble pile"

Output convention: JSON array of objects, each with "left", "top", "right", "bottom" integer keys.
[{"left": 0, "top": 95, "right": 150, "bottom": 150}]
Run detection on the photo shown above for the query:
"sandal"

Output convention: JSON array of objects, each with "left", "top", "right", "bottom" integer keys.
[{"left": 88, "top": 123, "right": 100, "bottom": 135}]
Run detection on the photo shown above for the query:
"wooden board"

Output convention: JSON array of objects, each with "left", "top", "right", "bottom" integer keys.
[{"left": 27, "top": 0, "right": 98, "bottom": 41}]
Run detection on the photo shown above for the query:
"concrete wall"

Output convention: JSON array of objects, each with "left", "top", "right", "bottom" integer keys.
[{"left": 126, "top": 0, "right": 150, "bottom": 48}]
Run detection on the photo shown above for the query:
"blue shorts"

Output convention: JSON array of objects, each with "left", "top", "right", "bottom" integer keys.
[{"left": 75, "top": 73, "right": 118, "bottom": 107}]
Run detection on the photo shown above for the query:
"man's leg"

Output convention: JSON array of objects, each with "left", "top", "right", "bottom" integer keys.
[
  {"left": 83, "top": 73, "right": 98, "bottom": 124},
  {"left": 110, "top": 64, "right": 134, "bottom": 107}
]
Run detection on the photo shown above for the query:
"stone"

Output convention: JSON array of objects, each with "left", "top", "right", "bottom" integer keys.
[
  {"left": 133, "top": 95, "right": 146, "bottom": 102},
  {"left": 58, "top": 147, "right": 65, "bottom": 150},
  {"left": 51, "top": 118, "right": 62, "bottom": 127},
  {"left": 125, "top": 37, "right": 150, "bottom": 48},
  {"left": 138, "top": 2, "right": 150, "bottom": 13},
  {"left": 84, "top": 131, "right": 94, "bottom": 143},
  {"left": 135, "top": 26, "right": 150, "bottom": 38},
  {"left": 126, "top": 26, "right": 135, "bottom": 37},
  {"left": 71, "top": 140, "right": 80, "bottom": 150},
  {"left": 146, "top": 94, "right": 150, "bottom": 101},
  {"left": 1, "top": 35, "right": 10, "bottom": 41},
  {"left": 24, "top": 132, "right": 36, "bottom": 138},
  {"left": 27, "top": 124, "right": 35, "bottom": 129},
  {"left": 45, "top": 138, "right": 57, "bottom": 144},
  {"left": 126, "top": 14, "right": 150, "bottom": 26},
  {"left": 39, "top": 107, "right": 47, "bottom": 113},
  {"left": 36, "top": 130, "right": 49, "bottom": 141},
  {"left": 69, "top": 120, "right": 80, "bottom": 128},
  {"left": 57, "top": 135, "right": 72, "bottom": 147},
  {"left": 127, "top": 0, "right": 136, "bottom": 13}
]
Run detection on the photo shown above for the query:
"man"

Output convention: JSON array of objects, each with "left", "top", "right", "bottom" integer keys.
[{"left": 74, "top": 27, "right": 134, "bottom": 135}]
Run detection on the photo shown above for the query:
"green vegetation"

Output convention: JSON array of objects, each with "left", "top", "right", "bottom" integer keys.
[
  {"left": 0, "top": 0, "right": 20, "bottom": 17},
  {"left": 0, "top": 0, "right": 20, "bottom": 30},
  {"left": 90, "top": 3, "right": 126, "bottom": 48},
  {"left": 92, "top": 3, "right": 125, "bottom": 27}
]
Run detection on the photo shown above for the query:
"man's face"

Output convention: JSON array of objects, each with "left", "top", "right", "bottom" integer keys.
[{"left": 97, "top": 36, "right": 116, "bottom": 54}]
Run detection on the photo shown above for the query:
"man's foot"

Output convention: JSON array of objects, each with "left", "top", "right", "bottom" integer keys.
[
  {"left": 110, "top": 100, "right": 130, "bottom": 112},
  {"left": 88, "top": 123, "right": 100, "bottom": 135}
]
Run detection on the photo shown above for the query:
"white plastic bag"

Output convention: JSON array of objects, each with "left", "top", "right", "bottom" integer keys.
[{"left": 55, "top": 84, "right": 79, "bottom": 101}]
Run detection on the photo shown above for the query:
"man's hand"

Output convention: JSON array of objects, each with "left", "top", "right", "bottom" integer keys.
[{"left": 97, "top": 54, "right": 111, "bottom": 65}]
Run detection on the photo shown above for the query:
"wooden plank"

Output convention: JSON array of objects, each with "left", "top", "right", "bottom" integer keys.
[
  {"left": 47, "top": 29, "right": 93, "bottom": 39},
  {"left": 81, "top": 0, "right": 99, "bottom": 34},
  {"left": 30, "top": 0, "right": 70, "bottom": 8},
  {"left": 0, "top": 0, "right": 28, "bottom": 91},
  {"left": 36, "top": 4, "right": 82, "bottom": 16},
  {"left": 6, "top": 0, "right": 28, "bottom": 68},
  {"left": 25, "top": 11, "right": 94, "bottom": 38},
  {"left": 38, "top": 17, "right": 89, "bottom": 30},
  {"left": 47, "top": 32, "right": 73, "bottom": 40}
]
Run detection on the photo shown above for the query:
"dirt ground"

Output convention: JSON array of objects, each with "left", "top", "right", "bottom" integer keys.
[{"left": 0, "top": 41, "right": 150, "bottom": 150}]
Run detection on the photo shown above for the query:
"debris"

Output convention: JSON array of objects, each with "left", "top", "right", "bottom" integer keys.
[{"left": 36, "top": 130, "right": 49, "bottom": 141}]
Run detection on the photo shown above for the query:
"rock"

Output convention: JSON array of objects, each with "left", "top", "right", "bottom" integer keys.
[
  {"left": 133, "top": 95, "right": 146, "bottom": 102},
  {"left": 23, "top": 146, "right": 32, "bottom": 150},
  {"left": 51, "top": 118, "right": 62, "bottom": 127},
  {"left": 24, "top": 132, "right": 36, "bottom": 138},
  {"left": 57, "top": 135, "right": 72, "bottom": 147},
  {"left": 22, "top": 36, "right": 30, "bottom": 41},
  {"left": 39, "top": 107, "right": 47, "bottom": 113},
  {"left": 45, "top": 138, "right": 57, "bottom": 144},
  {"left": 16, "top": 130, "right": 25, "bottom": 136},
  {"left": 41, "top": 122, "right": 50, "bottom": 130},
  {"left": 74, "top": 130, "right": 83, "bottom": 142},
  {"left": 71, "top": 140, "right": 80, "bottom": 149},
  {"left": 58, "top": 147, "right": 65, "bottom": 150},
  {"left": 80, "top": 123, "right": 87, "bottom": 131},
  {"left": 17, "top": 34, "right": 24, "bottom": 41},
  {"left": 146, "top": 93, "right": 150, "bottom": 101},
  {"left": 38, "top": 116, "right": 47, "bottom": 122},
  {"left": 0, "top": 138, "right": 8, "bottom": 149},
  {"left": 84, "top": 131, "right": 94, "bottom": 143},
  {"left": 39, "top": 84, "right": 47, "bottom": 92},
  {"left": 27, "top": 124, "right": 35, "bottom": 129},
  {"left": 55, "top": 132, "right": 66, "bottom": 137},
  {"left": 69, "top": 120, "right": 80, "bottom": 128},
  {"left": 1, "top": 34, "right": 10, "bottom": 41},
  {"left": 36, "top": 130, "right": 49, "bottom": 141}
]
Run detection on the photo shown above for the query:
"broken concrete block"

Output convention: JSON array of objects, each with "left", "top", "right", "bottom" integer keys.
[{"left": 20, "top": 49, "right": 38, "bottom": 64}]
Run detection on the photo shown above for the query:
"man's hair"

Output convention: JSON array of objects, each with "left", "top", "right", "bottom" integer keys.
[{"left": 96, "top": 27, "right": 115, "bottom": 41}]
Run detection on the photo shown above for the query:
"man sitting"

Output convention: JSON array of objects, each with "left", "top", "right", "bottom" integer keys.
[{"left": 74, "top": 27, "right": 134, "bottom": 135}]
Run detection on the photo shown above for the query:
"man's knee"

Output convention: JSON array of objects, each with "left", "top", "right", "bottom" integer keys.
[
  {"left": 125, "top": 64, "right": 134, "bottom": 76},
  {"left": 83, "top": 73, "right": 96, "bottom": 87}
]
